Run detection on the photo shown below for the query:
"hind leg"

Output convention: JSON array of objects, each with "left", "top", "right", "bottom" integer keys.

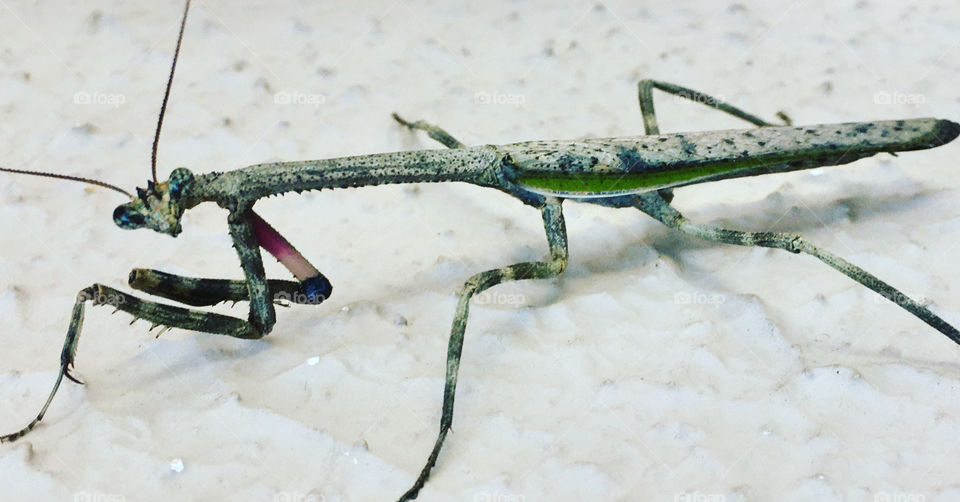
[{"left": 634, "top": 191, "right": 960, "bottom": 343}]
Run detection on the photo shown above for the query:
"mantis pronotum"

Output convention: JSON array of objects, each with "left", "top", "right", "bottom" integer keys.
[{"left": 2, "top": 1, "right": 959, "bottom": 500}]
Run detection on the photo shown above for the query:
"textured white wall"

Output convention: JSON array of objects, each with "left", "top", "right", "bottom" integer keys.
[{"left": 1, "top": 1, "right": 958, "bottom": 501}]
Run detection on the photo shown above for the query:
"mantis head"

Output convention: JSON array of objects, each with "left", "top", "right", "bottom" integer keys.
[
  {"left": 113, "top": 168, "right": 194, "bottom": 236},
  {"left": 3, "top": 1, "right": 196, "bottom": 238},
  {"left": 112, "top": 0, "right": 194, "bottom": 237}
]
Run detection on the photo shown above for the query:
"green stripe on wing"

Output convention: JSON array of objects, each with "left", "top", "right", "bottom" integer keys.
[{"left": 517, "top": 157, "right": 766, "bottom": 197}]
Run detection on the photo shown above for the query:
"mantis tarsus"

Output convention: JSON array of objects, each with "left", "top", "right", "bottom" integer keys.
[{"left": 2, "top": 2, "right": 959, "bottom": 500}]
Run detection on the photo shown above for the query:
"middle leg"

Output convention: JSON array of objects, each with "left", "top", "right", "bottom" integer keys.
[{"left": 399, "top": 201, "right": 568, "bottom": 501}]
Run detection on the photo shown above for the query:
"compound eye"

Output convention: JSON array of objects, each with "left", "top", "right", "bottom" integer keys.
[{"left": 113, "top": 205, "right": 146, "bottom": 229}]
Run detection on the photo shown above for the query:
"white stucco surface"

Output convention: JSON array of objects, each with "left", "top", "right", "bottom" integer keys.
[{"left": 2, "top": 1, "right": 959, "bottom": 501}]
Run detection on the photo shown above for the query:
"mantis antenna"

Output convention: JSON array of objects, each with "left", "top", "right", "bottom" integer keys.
[
  {"left": 0, "top": 0, "right": 193, "bottom": 196},
  {"left": 0, "top": 166, "right": 132, "bottom": 197},
  {"left": 151, "top": 0, "right": 191, "bottom": 183}
]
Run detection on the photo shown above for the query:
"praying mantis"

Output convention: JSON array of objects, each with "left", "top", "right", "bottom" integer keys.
[{"left": 3, "top": 1, "right": 960, "bottom": 501}]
